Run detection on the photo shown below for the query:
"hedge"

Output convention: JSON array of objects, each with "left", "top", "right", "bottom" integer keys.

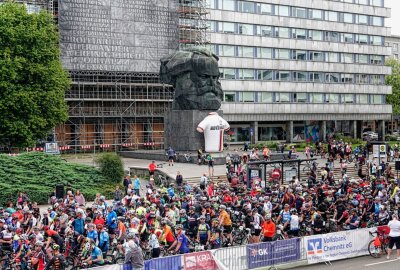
[{"left": 0, "top": 152, "right": 115, "bottom": 206}]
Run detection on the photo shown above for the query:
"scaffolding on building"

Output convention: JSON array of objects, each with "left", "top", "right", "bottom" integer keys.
[
  {"left": 55, "top": 71, "right": 174, "bottom": 151},
  {"left": 178, "top": 0, "right": 210, "bottom": 49}
]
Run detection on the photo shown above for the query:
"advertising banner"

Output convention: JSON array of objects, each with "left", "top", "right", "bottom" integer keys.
[
  {"left": 144, "top": 255, "right": 182, "bottom": 270},
  {"left": 304, "top": 228, "right": 371, "bottom": 264},
  {"left": 183, "top": 251, "right": 219, "bottom": 270},
  {"left": 247, "top": 238, "right": 300, "bottom": 269}
]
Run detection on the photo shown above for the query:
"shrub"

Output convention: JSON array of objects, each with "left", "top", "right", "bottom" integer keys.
[
  {"left": 95, "top": 153, "right": 124, "bottom": 184},
  {"left": 0, "top": 152, "right": 113, "bottom": 206}
]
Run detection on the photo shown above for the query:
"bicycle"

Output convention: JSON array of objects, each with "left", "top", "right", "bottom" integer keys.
[
  {"left": 302, "top": 161, "right": 318, "bottom": 173},
  {"left": 368, "top": 226, "right": 390, "bottom": 258},
  {"left": 176, "top": 152, "right": 193, "bottom": 163}
]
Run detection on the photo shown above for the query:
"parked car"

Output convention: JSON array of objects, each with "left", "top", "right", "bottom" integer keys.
[{"left": 362, "top": 131, "right": 378, "bottom": 141}]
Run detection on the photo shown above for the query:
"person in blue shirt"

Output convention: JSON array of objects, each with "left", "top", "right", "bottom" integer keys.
[
  {"left": 86, "top": 224, "right": 98, "bottom": 242},
  {"left": 106, "top": 206, "right": 117, "bottom": 240},
  {"left": 72, "top": 212, "right": 84, "bottom": 235},
  {"left": 133, "top": 176, "right": 141, "bottom": 196},
  {"left": 166, "top": 147, "right": 176, "bottom": 166},
  {"left": 96, "top": 224, "right": 109, "bottom": 253},
  {"left": 82, "top": 240, "right": 104, "bottom": 266},
  {"left": 169, "top": 224, "right": 190, "bottom": 254}
]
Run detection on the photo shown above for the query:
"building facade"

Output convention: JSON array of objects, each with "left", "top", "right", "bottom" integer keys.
[
  {"left": 208, "top": 0, "right": 392, "bottom": 143},
  {"left": 386, "top": 34, "right": 400, "bottom": 60}
]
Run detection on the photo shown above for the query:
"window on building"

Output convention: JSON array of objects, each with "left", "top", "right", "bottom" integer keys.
[
  {"left": 356, "top": 74, "right": 369, "bottom": 84},
  {"left": 356, "top": 15, "right": 368, "bottom": 25},
  {"left": 292, "top": 28, "right": 307, "bottom": 39},
  {"left": 221, "top": 68, "right": 236, "bottom": 79},
  {"left": 293, "top": 50, "right": 307, "bottom": 60},
  {"left": 370, "top": 36, "right": 383, "bottom": 45},
  {"left": 326, "top": 94, "right": 340, "bottom": 103},
  {"left": 256, "top": 3, "right": 272, "bottom": 15},
  {"left": 325, "top": 31, "right": 340, "bottom": 42},
  {"left": 274, "top": 27, "right": 290, "bottom": 38},
  {"left": 341, "top": 74, "right": 354, "bottom": 83},
  {"left": 258, "top": 47, "right": 272, "bottom": 58},
  {"left": 257, "top": 70, "right": 273, "bottom": 80},
  {"left": 371, "top": 94, "right": 383, "bottom": 104},
  {"left": 371, "top": 0, "right": 383, "bottom": 6},
  {"left": 276, "top": 71, "right": 291, "bottom": 81},
  {"left": 356, "top": 34, "right": 368, "bottom": 44},
  {"left": 342, "top": 33, "right": 354, "bottom": 43},
  {"left": 325, "top": 73, "right": 340, "bottom": 83},
  {"left": 239, "top": 69, "right": 254, "bottom": 80},
  {"left": 342, "top": 13, "right": 354, "bottom": 23},
  {"left": 310, "top": 72, "right": 324, "bottom": 82},
  {"left": 219, "top": 0, "right": 236, "bottom": 11},
  {"left": 221, "top": 22, "right": 235, "bottom": 33},
  {"left": 261, "top": 92, "right": 273, "bottom": 102},
  {"left": 370, "top": 55, "right": 383, "bottom": 65},
  {"left": 292, "top": 7, "right": 307, "bottom": 18},
  {"left": 224, "top": 92, "right": 236, "bottom": 102},
  {"left": 209, "top": 21, "right": 217, "bottom": 32},
  {"left": 341, "top": 53, "right": 353, "bottom": 63},
  {"left": 239, "top": 46, "right": 254, "bottom": 57},
  {"left": 276, "top": 49, "right": 290, "bottom": 59},
  {"left": 275, "top": 92, "right": 290, "bottom": 102},
  {"left": 309, "top": 9, "right": 323, "bottom": 20},
  {"left": 293, "top": 72, "right": 308, "bottom": 81},
  {"left": 355, "top": 54, "right": 368, "bottom": 64},
  {"left": 371, "top": 16, "right": 384, "bottom": 26},
  {"left": 308, "top": 30, "right": 323, "bottom": 41},
  {"left": 357, "top": 94, "right": 369, "bottom": 104},
  {"left": 239, "top": 92, "right": 255, "bottom": 102},
  {"left": 310, "top": 93, "right": 324, "bottom": 103},
  {"left": 276, "top": 5, "right": 290, "bottom": 16},
  {"left": 220, "top": 45, "right": 235, "bottom": 56},
  {"left": 238, "top": 24, "right": 254, "bottom": 35},
  {"left": 309, "top": 51, "right": 324, "bottom": 61},
  {"left": 357, "top": 0, "right": 369, "bottom": 5},
  {"left": 327, "top": 52, "right": 339, "bottom": 63},
  {"left": 341, "top": 94, "right": 354, "bottom": 103},
  {"left": 325, "top": 11, "right": 338, "bottom": 22},
  {"left": 207, "top": 0, "right": 217, "bottom": 9},
  {"left": 370, "top": 75, "right": 382, "bottom": 84},
  {"left": 238, "top": 1, "right": 255, "bottom": 13},
  {"left": 293, "top": 93, "right": 308, "bottom": 103},
  {"left": 256, "top": 26, "right": 273, "bottom": 37}
]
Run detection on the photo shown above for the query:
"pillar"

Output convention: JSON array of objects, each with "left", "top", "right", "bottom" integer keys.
[
  {"left": 353, "top": 120, "right": 357, "bottom": 139},
  {"left": 286, "top": 121, "right": 293, "bottom": 143},
  {"left": 321, "top": 121, "right": 327, "bottom": 142},
  {"left": 356, "top": 121, "right": 363, "bottom": 138},
  {"left": 377, "top": 120, "right": 385, "bottom": 141},
  {"left": 251, "top": 121, "right": 258, "bottom": 144}
]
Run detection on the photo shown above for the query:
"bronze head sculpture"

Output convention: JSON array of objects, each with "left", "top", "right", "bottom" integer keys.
[{"left": 160, "top": 47, "right": 223, "bottom": 110}]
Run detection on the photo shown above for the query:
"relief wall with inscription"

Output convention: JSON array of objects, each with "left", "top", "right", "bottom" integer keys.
[{"left": 59, "top": 0, "right": 179, "bottom": 73}]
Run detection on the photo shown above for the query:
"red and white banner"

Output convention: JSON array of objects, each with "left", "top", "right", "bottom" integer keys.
[{"left": 184, "top": 251, "right": 219, "bottom": 270}]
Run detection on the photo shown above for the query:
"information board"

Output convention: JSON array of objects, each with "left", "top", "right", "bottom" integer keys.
[{"left": 58, "top": 0, "right": 179, "bottom": 73}]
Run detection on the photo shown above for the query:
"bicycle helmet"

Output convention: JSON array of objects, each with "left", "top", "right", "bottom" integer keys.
[
  {"left": 52, "top": 244, "right": 60, "bottom": 251},
  {"left": 175, "top": 224, "right": 183, "bottom": 230},
  {"left": 35, "top": 241, "right": 44, "bottom": 247},
  {"left": 20, "top": 234, "right": 28, "bottom": 240},
  {"left": 179, "top": 209, "right": 186, "bottom": 214}
]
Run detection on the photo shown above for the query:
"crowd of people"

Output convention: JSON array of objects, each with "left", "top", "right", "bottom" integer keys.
[{"left": 2, "top": 140, "right": 400, "bottom": 269}]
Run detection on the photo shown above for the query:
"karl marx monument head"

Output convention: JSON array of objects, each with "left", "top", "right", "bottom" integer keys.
[{"left": 160, "top": 47, "right": 223, "bottom": 110}]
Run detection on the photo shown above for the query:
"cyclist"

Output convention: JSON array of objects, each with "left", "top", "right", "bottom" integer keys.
[
  {"left": 96, "top": 224, "right": 109, "bottom": 254},
  {"left": 218, "top": 205, "right": 233, "bottom": 246},
  {"left": 44, "top": 244, "right": 66, "bottom": 270},
  {"left": 159, "top": 219, "right": 175, "bottom": 247},
  {"left": 82, "top": 239, "right": 104, "bottom": 267},
  {"left": 209, "top": 219, "right": 222, "bottom": 249},
  {"left": 30, "top": 241, "right": 45, "bottom": 270},
  {"left": 168, "top": 224, "right": 190, "bottom": 254},
  {"left": 196, "top": 216, "right": 210, "bottom": 248},
  {"left": 261, "top": 214, "right": 276, "bottom": 242}
]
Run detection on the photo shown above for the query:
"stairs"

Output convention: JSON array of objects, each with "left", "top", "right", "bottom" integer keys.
[{"left": 184, "top": 174, "right": 228, "bottom": 187}]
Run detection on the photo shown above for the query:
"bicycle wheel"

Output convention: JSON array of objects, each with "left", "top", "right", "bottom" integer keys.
[
  {"left": 114, "top": 256, "right": 125, "bottom": 264},
  {"left": 302, "top": 166, "right": 311, "bottom": 173},
  {"left": 368, "top": 239, "right": 383, "bottom": 258}
]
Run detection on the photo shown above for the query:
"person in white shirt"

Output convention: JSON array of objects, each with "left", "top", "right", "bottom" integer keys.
[
  {"left": 289, "top": 209, "right": 300, "bottom": 237},
  {"left": 148, "top": 226, "right": 160, "bottom": 258},
  {"left": 387, "top": 214, "right": 400, "bottom": 259}
]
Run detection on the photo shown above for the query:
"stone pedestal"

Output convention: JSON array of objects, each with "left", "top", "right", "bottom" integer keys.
[{"left": 164, "top": 110, "right": 223, "bottom": 151}]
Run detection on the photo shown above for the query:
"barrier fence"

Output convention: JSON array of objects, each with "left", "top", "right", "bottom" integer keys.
[{"left": 90, "top": 228, "right": 373, "bottom": 270}]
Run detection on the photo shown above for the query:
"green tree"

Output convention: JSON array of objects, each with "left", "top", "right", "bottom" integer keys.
[
  {"left": 95, "top": 153, "right": 125, "bottom": 184},
  {"left": 385, "top": 58, "right": 400, "bottom": 115},
  {"left": 0, "top": 2, "right": 70, "bottom": 147}
]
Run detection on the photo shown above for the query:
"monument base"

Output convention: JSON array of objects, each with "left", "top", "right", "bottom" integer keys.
[{"left": 164, "top": 110, "right": 223, "bottom": 152}]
